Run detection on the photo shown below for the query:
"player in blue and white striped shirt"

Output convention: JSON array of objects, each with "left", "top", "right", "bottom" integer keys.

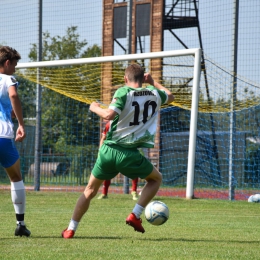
[{"left": 0, "top": 46, "right": 30, "bottom": 237}]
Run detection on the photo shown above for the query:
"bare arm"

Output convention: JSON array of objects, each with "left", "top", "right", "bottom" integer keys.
[
  {"left": 9, "top": 85, "right": 26, "bottom": 142},
  {"left": 90, "top": 102, "right": 118, "bottom": 120},
  {"left": 143, "top": 73, "right": 174, "bottom": 104}
]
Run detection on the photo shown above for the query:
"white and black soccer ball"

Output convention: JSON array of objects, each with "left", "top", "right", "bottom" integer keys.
[
  {"left": 145, "top": 201, "right": 169, "bottom": 226},
  {"left": 248, "top": 194, "right": 260, "bottom": 203}
]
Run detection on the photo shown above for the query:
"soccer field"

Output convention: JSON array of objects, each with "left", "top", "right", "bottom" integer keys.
[{"left": 0, "top": 190, "right": 260, "bottom": 260}]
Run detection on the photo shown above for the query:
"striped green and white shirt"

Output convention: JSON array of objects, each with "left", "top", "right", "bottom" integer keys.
[{"left": 104, "top": 85, "right": 168, "bottom": 148}]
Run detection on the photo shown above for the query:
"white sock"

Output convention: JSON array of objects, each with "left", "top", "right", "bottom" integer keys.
[
  {"left": 11, "top": 181, "right": 26, "bottom": 214},
  {"left": 17, "top": 220, "right": 25, "bottom": 225},
  {"left": 132, "top": 204, "right": 144, "bottom": 219},
  {"left": 68, "top": 219, "right": 79, "bottom": 231}
]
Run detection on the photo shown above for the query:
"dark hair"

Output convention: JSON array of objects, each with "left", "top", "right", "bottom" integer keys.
[
  {"left": 0, "top": 46, "right": 21, "bottom": 66},
  {"left": 125, "top": 63, "right": 144, "bottom": 84}
]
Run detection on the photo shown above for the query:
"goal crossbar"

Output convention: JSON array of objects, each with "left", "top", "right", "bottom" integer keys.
[{"left": 17, "top": 49, "right": 201, "bottom": 69}]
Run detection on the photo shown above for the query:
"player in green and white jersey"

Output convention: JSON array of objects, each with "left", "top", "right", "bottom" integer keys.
[
  {"left": 104, "top": 83, "right": 167, "bottom": 148},
  {"left": 62, "top": 63, "right": 174, "bottom": 238}
]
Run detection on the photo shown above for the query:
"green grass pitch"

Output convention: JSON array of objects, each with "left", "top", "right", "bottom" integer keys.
[{"left": 0, "top": 190, "right": 260, "bottom": 260}]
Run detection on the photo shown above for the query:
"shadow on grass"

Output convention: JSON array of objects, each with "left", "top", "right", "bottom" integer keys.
[
  {"left": 12, "top": 235, "right": 259, "bottom": 245},
  {"left": 138, "top": 237, "right": 260, "bottom": 244},
  {"left": 16, "top": 235, "right": 124, "bottom": 240}
]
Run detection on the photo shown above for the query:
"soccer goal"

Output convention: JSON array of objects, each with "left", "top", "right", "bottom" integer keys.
[
  {"left": 16, "top": 48, "right": 201, "bottom": 198},
  {"left": 15, "top": 48, "right": 260, "bottom": 200}
]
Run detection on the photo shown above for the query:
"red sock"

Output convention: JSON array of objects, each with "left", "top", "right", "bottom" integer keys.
[
  {"left": 132, "top": 178, "right": 138, "bottom": 192},
  {"left": 102, "top": 180, "right": 111, "bottom": 195}
]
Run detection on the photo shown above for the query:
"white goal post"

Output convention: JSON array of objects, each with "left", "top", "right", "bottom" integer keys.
[{"left": 17, "top": 48, "right": 202, "bottom": 199}]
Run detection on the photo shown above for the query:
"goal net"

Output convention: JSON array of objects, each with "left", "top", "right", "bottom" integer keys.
[{"left": 9, "top": 48, "right": 260, "bottom": 200}]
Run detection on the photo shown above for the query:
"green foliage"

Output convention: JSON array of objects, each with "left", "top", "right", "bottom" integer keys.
[
  {"left": 244, "top": 144, "right": 260, "bottom": 185},
  {"left": 15, "top": 75, "right": 36, "bottom": 119},
  {"left": 29, "top": 26, "right": 101, "bottom": 61},
  {"left": 26, "top": 26, "right": 101, "bottom": 154},
  {"left": 55, "top": 143, "right": 98, "bottom": 183},
  {"left": 41, "top": 94, "right": 99, "bottom": 150}
]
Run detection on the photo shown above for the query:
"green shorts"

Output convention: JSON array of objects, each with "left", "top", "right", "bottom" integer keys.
[{"left": 92, "top": 143, "right": 153, "bottom": 180}]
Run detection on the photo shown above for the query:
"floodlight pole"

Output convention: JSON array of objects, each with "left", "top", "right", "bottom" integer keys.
[
  {"left": 34, "top": 0, "right": 42, "bottom": 191},
  {"left": 123, "top": 0, "right": 133, "bottom": 195},
  {"left": 229, "top": 0, "right": 239, "bottom": 200}
]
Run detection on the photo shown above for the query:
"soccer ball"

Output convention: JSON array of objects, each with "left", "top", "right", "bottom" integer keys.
[
  {"left": 248, "top": 194, "right": 260, "bottom": 202},
  {"left": 145, "top": 201, "right": 169, "bottom": 225}
]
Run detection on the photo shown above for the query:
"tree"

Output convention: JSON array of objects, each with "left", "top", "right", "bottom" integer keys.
[
  {"left": 29, "top": 26, "right": 101, "bottom": 61},
  {"left": 15, "top": 76, "right": 36, "bottom": 120},
  {"left": 27, "top": 26, "right": 101, "bottom": 156}
]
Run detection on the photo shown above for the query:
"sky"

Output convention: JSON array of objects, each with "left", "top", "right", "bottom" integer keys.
[{"left": 0, "top": 0, "right": 102, "bottom": 63}]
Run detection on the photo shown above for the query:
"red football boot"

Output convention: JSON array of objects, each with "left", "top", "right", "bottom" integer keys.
[
  {"left": 62, "top": 228, "right": 75, "bottom": 239},
  {"left": 126, "top": 213, "right": 145, "bottom": 233}
]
